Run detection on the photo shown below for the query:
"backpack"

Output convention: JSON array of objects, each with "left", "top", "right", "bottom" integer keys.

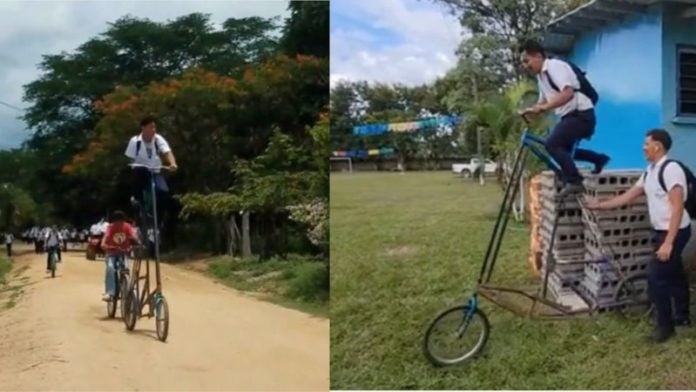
[
  {"left": 546, "top": 59, "right": 599, "bottom": 105},
  {"left": 136, "top": 137, "right": 160, "bottom": 158},
  {"left": 645, "top": 159, "right": 696, "bottom": 218}
]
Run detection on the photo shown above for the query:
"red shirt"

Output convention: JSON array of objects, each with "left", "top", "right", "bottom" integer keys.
[{"left": 102, "top": 222, "right": 138, "bottom": 254}]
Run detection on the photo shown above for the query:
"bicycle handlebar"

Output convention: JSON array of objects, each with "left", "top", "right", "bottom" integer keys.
[
  {"left": 518, "top": 112, "right": 531, "bottom": 125},
  {"left": 128, "top": 163, "right": 175, "bottom": 172}
]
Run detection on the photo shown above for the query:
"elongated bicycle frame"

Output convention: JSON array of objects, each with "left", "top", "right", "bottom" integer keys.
[{"left": 129, "top": 164, "right": 165, "bottom": 318}]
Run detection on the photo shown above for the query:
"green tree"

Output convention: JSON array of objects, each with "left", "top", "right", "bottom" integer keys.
[
  {"left": 281, "top": 1, "right": 329, "bottom": 58},
  {"left": 21, "top": 13, "right": 282, "bottom": 226},
  {"left": 433, "top": 0, "right": 565, "bottom": 80},
  {"left": 0, "top": 184, "right": 39, "bottom": 231}
]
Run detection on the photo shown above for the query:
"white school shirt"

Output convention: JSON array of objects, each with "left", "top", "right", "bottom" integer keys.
[
  {"left": 124, "top": 134, "right": 172, "bottom": 170},
  {"left": 635, "top": 155, "right": 691, "bottom": 230},
  {"left": 537, "top": 58, "right": 594, "bottom": 117}
]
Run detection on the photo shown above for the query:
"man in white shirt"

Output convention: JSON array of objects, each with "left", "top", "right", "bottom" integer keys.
[
  {"left": 586, "top": 129, "right": 691, "bottom": 343},
  {"left": 520, "top": 40, "right": 610, "bottom": 197}
]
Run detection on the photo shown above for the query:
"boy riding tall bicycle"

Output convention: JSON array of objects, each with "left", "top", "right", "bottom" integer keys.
[
  {"left": 125, "top": 116, "right": 177, "bottom": 218},
  {"left": 100, "top": 210, "right": 141, "bottom": 302}
]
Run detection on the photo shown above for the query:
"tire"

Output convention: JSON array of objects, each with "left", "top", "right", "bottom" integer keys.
[
  {"left": 122, "top": 283, "right": 139, "bottom": 331},
  {"left": 461, "top": 169, "right": 471, "bottom": 178},
  {"left": 423, "top": 305, "right": 490, "bottom": 367},
  {"left": 107, "top": 295, "right": 117, "bottom": 318},
  {"left": 155, "top": 295, "right": 169, "bottom": 342},
  {"left": 118, "top": 272, "right": 129, "bottom": 319},
  {"left": 107, "top": 272, "right": 126, "bottom": 319},
  {"left": 613, "top": 272, "right": 653, "bottom": 319},
  {"left": 51, "top": 253, "right": 56, "bottom": 278}
]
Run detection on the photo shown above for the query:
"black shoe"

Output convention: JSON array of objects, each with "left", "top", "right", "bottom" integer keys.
[
  {"left": 648, "top": 327, "right": 675, "bottom": 343},
  {"left": 675, "top": 319, "right": 691, "bottom": 327},
  {"left": 556, "top": 183, "right": 584, "bottom": 199},
  {"left": 592, "top": 155, "right": 610, "bottom": 174}
]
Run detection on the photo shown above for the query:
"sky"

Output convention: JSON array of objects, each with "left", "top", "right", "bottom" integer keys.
[
  {"left": 330, "top": 0, "right": 464, "bottom": 88},
  {"left": 0, "top": 0, "right": 290, "bottom": 150}
]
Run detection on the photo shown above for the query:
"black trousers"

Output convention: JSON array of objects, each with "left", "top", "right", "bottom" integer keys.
[
  {"left": 131, "top": 169, "right": 171, "bottom": 223},
  {"left": 649, "top": 227, "right": 692, "bottom": 330},
  {"left": 545, "top": 109, "right": 605, "bottom": 184}
]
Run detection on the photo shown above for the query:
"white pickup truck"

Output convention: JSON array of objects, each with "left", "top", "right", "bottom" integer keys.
[{"left": 452, "top": 158, "right": 498, "bottom": 178}]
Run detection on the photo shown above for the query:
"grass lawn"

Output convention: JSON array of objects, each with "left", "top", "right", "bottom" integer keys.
[
  {"left": 206, "top": 255, "right": 329, "bottom": 318},
  {"left": 330, "top": 171, "right": 696, "bottom": 390}
]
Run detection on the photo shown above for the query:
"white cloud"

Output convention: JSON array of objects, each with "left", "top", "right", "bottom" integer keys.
[
  {"left": 0, "top": 0, "right": 290, "bottom": 148},
  {"left": 330, "top": 0, "right": 464, "bottom": 87}
]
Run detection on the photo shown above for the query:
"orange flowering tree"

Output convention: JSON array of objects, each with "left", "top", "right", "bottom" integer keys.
[{"left": 63, "top": 53, "right": 328, "bottom": 255}]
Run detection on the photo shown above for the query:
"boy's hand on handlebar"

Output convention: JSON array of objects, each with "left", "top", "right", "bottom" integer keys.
[
  {"left": 520, "top": 104, "right": 545, "bottom": 117},
  {"left": 583, "top": 196, "right": 602, "bottom": 210}
]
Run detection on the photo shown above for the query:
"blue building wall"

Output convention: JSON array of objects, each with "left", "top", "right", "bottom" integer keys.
[
  {"left": 566, "top": 5, "right": 663, "bottom": 171},
  {"left": 661, "top": 2, "right": 696, "bottom": 168}
]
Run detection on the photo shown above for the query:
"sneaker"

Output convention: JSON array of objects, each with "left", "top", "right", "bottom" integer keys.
[
  {"left": 556, "top": 183, "right": 584, "bottom": 199},
  {"left": 592, "top": 155, "right": 610, "bottom": 174},
  {"left": 102, "top": 294, "right": 112, "bottom": 302},
  {"left": 675, "top": 319, "right": 691, "bottom": 327}
]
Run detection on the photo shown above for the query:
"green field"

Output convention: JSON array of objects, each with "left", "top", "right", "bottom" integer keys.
[{"left": 330, "top": 171, "right": 696, "bottom": 390}]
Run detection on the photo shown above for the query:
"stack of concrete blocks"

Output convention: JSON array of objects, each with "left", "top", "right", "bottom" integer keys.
[
  {"left": 579, "top": 171, "right": 652, "bottom": 311},
  {"left": 537, "top": 170, "right": 652, "bottom": 312},
  {"left": 537, "top": 171, "right": 588, "bottom": 310}
]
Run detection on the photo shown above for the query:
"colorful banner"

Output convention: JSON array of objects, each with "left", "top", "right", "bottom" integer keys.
[
  {"left": 332, "top": 147, "right": 396, "bottom": 158},
  {"left": 353, "top": 115, "right": 461, "bottom": 136}
]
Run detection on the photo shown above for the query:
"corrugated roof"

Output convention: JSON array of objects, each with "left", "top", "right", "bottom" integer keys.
[{"left": 543, "top": 0, "right": 696, "bottom": 54}]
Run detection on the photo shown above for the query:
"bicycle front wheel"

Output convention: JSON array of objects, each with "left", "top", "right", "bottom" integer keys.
[
  {"left": 155, "top": 295, "right": 169, "bottom": 342},
  {"left": 423, "top": 305, "right": 490, "bottom": 367},
  {"left": 122, "top": 284, "right": 139, "bottom": 331}
]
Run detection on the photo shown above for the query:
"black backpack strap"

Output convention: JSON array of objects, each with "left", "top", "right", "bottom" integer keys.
[
  {"left": 136, "top": 137, "right": 161, "bottom": 157},
  {"left": 545, "top": 60, "right": 582, "bottom": 94},
  {"left": 545, "top": 71, "right": 559, "bottom": 92},
  {"left": 657, "top": 159, "right": 677, "bottom": 193}
]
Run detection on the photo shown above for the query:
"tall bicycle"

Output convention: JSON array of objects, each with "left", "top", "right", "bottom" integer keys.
[
  {"left": 422, "top": 119, "right": 649, "bottom": 366},
  {"left": 122, "top": 163, "right": 170, "bottom": 342}
]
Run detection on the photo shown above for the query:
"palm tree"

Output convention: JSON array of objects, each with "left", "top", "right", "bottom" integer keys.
[{"left": 462, "top": 79, "right": 553, "bottom": 220}]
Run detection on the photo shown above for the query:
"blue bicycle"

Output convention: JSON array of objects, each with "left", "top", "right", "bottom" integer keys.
[{"left": 122, "top": 163, "right": 170, "bottom": 342}]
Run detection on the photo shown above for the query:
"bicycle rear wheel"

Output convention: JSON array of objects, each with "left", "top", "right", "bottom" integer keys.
[
  {"left": 613, "top": 272, "right": 653, "bottom": 320},
  {"left": 155, "top": 294, "right": 169, "bottom": 342},
  {"left": 51, "top": 252, "right": 56, "bottom": 278},
  {"left": 423, "top": 305, "right": 490, "bottom": 367}
]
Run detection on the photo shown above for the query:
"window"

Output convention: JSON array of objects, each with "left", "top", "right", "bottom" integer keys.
[{"left": 678, "top": 45, "right": 696, "bottom": 116}]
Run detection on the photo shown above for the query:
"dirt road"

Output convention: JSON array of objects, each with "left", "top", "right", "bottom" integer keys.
[{"left": 0, "top": 245, "right": 329, "bottom": 391}]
